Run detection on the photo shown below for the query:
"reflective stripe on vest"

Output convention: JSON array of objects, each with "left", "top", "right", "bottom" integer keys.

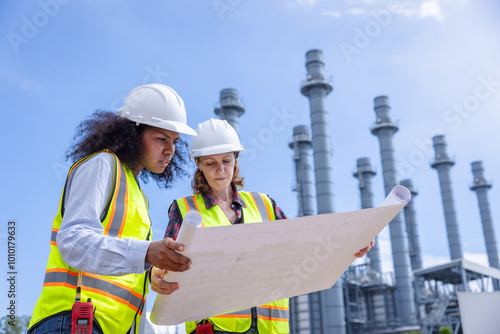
[
  {"left": 49, "top": 159, "right": 128, "bottom": 246},
  {"left": 213, "top": 305, "right": 288, "bottom": 322},
  {"left": 256, "top": 304, "right": 289, "bottom": 322},
  {"left": 29, "top": 150, "right": 151, "bottom": 334},
  {"left": 178, "top": 191, "right": 289, "bottom": 334},
  {"left": 102, "top": 158, "right": 128, "bottom": 237},
  {"left": 50, "top": 228, "right": 57, "bottom": 246},
  {"left": 43, "top": 269, "right": 144, "bottom": 312}
]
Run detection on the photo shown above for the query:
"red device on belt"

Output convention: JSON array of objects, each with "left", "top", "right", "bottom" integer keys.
[
  {"left": 71, "top": 296, "right": 93, "bottom": 334},
  {"left": 196, "top": 322, "right": 213, "bottom": 334},
  {"left": 71, "top": 272, "right": 94, "bottom": 334}
]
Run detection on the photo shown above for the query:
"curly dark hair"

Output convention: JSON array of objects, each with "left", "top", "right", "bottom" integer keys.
[
  {"left": 191, "top": 153, "right": 244, "bottom": 194},
  {"left": 66, "top": 110, "right": 189, "bottom": 188}
]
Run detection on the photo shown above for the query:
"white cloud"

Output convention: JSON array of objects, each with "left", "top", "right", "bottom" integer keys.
[
  {"left": 296, "top": 0, "right": 317, "bottom": 6},
  {"left": 345, "top": 7, "right": 368, "bottom": 15},
  {"left": 344, "top": 0, "right": 387, "bottom": 5},
  {"left": 421, "top": 253, "right": 493, "bottom": 269},
  {"left": 0, "top": 70, "right": 40, "bottom": 92},
  {"left": 292, "top": 0, "right": 466, "bottom": 22},
  {"left": 464, "top": 252, "right": 489, "bottom": 266},
  {"left": 393, "top": 0, "right": 448, "bottom": 22},
  {"left": 420, "top": 1, "right": 445, "bottom": 22},
  {"left": 423, "top": 253, "right": 450, "bottom": 268},
  {"left": 321, "top": 10, "right": 341, "bottom": 18},
  {"left": 339, "top": 0, "right": 450, "bottom": 22}
]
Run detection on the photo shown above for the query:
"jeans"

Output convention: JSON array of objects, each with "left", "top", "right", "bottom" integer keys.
[{"left": 28, "top": 312, "right": 103, "bottom": 334}]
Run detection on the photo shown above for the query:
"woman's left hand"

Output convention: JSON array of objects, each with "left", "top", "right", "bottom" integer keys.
[
  {"left": 354, "top": 239, "right": 375, "bottom": 258},
  {"left": 150, "top": 267, "right": 180, "bottom": 295}
]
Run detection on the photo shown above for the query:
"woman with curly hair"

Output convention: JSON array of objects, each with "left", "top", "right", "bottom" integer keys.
[{"left": 29, "top": 84, "right": 196, "bottom": 334}]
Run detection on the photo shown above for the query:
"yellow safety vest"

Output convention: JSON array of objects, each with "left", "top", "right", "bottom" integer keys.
[
  {"left": 29, "top": 150, "right": 152, "bottom": 334},
  {"left": 177, "top": 191, "right": 289, "bottom": 334}
]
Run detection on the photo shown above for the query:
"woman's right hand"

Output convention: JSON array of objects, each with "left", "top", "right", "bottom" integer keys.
[{"left": 150, "top": 267, "right": 179, "bottom": 295}]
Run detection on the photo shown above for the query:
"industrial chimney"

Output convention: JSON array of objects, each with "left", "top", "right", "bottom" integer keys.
[
  {"left": 400, "top": 179, "right": 423, "bottom": 270},
  {"left": 353, "top": 157, "right": 382, "bottom": 273},
  {"left": 290, "top": 125, "right": 316, "bottom": 217},
  {"left": 430, "top": 135, "right": 463, "bottom": 260},
  {"left": 370, "top": 95, "right": 416, "bottom": 325},
  {"left": 214, "top": 88, "right": 245, "bottom": 133},
  {"left": 469, "top": 161, "right": 500, "bottom": 271},
  {"left": 289, "top": 125, "right": 315, "bottom": 333},
  {"left": 300, "top": 49, "right": 346, "bottom": 334}
]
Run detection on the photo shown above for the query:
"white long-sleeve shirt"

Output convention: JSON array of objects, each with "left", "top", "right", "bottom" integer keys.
[{"left": 56, "top": 152, "right": 152, "bottom": 276}]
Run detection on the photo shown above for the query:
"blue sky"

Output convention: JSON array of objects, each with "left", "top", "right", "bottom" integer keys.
[{"left": 1, "top": 0, "right": 500, "bottom": 319}]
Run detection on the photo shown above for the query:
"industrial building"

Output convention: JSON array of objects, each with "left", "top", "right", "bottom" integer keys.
[{"left": 214, "top": 49, "right": 500, "bottom": 333}]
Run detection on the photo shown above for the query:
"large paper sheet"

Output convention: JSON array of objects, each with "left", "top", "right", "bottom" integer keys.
[{"left": 151, "top": 186, "right": 410, "bottom": 325}]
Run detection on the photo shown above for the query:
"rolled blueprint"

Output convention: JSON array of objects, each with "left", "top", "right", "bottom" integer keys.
[
  {"left": 162, "top": 210, "right": 202, "bottom": 283},
  {"left": 380, "top": 185, "right": 411, "bottom": 207},
  {"left": 151, "top": 186, "right": 411, "bottom": 325}
]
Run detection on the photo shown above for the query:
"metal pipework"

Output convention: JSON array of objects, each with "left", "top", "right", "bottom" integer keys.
[
  {"left": 470, "top": 161, "right": 500, "bottom": 270},
  {"left": 431, "top": 135, "right": 463, "bottom": 260},
  {"left": 371, "top": 95, "right": 416, "bottom": 325},
  {"left": 400, "top": 179, "right": 423, "bottom": 270},
  {"left": 301, "top": 49, "right": 345, "bottom": 334},
  {"left": 214, "top": 88, "right": 245, "bottom": 133},
  {"left": 353, "top": 157, "right": 382, "bottom": 273}
]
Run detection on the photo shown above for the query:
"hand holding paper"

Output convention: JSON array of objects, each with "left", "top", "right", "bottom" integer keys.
[{"left": 151, "top": 186, "right": 411, "bottom": 325}]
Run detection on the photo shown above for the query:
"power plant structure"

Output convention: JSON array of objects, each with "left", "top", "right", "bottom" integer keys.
[
  {"left": 214, "top": 88, "right": 245, "bottom": 134},
  {"left": 400, "top": 179, "right": 423, "bottom": 272},
  {"left": 353, "top": 157, "right": 382, "bottom": 274},
  {"left": 431, "top": 135, "right": 464, "bottom": 260},
  {"left": 371, "top": 96, "right": 417, "bottom": 327},
  {"left": 469, "top": 161, "right": 500, "bottom": 272},
  {"left": 213, "top": 49, "right": 500, "bottom": 334},
  {"left": 288, "top": 125, "right": 317, "bottom": 334},
  {"left": 300, "top": 49, "right": 346, "bottom": 334}
]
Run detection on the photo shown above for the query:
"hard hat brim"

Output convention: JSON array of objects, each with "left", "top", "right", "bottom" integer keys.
[
  {"left": 120, "top": 114, "right": 197, "bottom": 136},
  {"left": 190, "top": 144, "right": 244, "bottom": 159},
  {"left": 146, "top": 119, "right": 197, "bottom": 136}
]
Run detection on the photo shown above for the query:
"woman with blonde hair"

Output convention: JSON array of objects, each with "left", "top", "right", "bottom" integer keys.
[{"left": 154, "top": 118, "right": 373, "bottom": 334}]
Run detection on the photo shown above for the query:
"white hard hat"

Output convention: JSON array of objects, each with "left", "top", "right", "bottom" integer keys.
[
  {"left": 190, "top": 118, "right": 244, "bottom": 158},
  {"left": 117, "top": 84, "right": 197, "bottom": 136}
]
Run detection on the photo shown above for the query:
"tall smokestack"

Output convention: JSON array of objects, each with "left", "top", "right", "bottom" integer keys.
[
  {"left": 214, "top": 88, "right": 245, "bottom": 133},
  {"left": 353, "top": 157, "right": 382, "bottom": 273},
  {"left": 470, "top": 161, "right": 500, "bottom": 271},
  {"left": 290, "top": 125, "right": 316, "bottom": 217},
  {"left": 300, "top": 49, "right": 346, "bottom": 334},
  {"left": 370, "top": 95, "right": 416, "bottom": 325},
  {"left": 400, "top": 179, "right": 423, "bottom": 270},
  {"left": 289, "top": 125, "right": 315, "bottom": 333},
  {"left": 431, "top": 135, "right": 463, "bottom": 260}
]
